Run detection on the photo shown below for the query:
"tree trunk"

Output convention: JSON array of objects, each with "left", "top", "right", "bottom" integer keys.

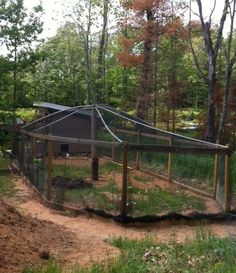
[
  {"left": 193, "top": 0, "right": 229, "bottom": 142},
  {"left": 153, "top": 39, "right": 158, "bottom": 126},
  {"left": 13, "top": 45, "right": 17, "bottom": 108},
  {"left": 206, "top": 78, "right": 216, "bottom": 142},
  {"left": 85, "top": 0, "right": 93, "bottom": 104},
  {"left": 136, "top": 9, "right": 154, "bottom": 120},
  {"left": 217, "top": 0, "right": 236, "bottom": 144},
  {"left": 96, "top": 0, "right": 109, "bottom": 103}
]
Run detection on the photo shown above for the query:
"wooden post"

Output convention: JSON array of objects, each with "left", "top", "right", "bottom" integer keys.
[
  {"left": 31, "top": 137, "right": 36, "bottom": 184},
  {"left": 47, "top": 140, "right": 53, "bottom": 201},
  {"left": 136, "top": 130, "right": 141, "bottom": 170},
  {"left": 213, "top": 153, "right": 219, "bottom": 199},
  {"left": 121, "top": 143, "right": 128, "bottom": 217},
  {"left": 91, "top": 106, "right": 99, "bottom": 181},
  {"left": 112, "top": 127, "right": 115, "bottom": 161},
  {"left": 224, "top": 150, "right": 230, "bottom": 211},
  {"left": 167, "top": 137, "right": 172, "bottom": 182}
]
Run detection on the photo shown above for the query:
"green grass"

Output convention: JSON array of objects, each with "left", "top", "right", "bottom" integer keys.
[
  {"left": 128, "top": 186, "right": 205, "bottom": 215},
  {"left": 52, "top": 160, "right": 206, "bottom": 215},
  {"left": 53, "top": 162, "right": 121, "bottom": 179},
  {"left": 140, "top": 152, "right": 214, "bottom": 191},
  {"left": 53, "top": 179, "right": 121, "bottom": 213},
  {"left": 0, "top": 157, "right": 14, "bottom": 197},
  {"left": 24, "top": 232, "right": 236, "bottom": 273},
  {"left": 133, "top": 175, "right": 152, "bottom": 183}
]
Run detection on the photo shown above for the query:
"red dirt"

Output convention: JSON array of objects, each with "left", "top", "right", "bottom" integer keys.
[{"left": 0, "top": 200, "right": 80, "bottom": 273}]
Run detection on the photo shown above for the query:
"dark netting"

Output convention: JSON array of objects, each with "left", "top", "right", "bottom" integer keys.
[
  {"left": 15, "top": 104, "right": 232, "bottom": 218},
  {"left": 231, "top": 156, "right": 236, "bottom": 209}
]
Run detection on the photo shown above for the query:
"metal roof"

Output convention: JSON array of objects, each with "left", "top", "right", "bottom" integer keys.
[
  {"left": 33, "top": 101, "right": 91, "bottom": 117},
  {"left": 33, "top": 102, "right": 70, "bottom": 111}
]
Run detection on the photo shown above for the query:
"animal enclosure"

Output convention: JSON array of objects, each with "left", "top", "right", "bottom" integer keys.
[{"left": 15, "top": 105, "right": 234, "bottom": 219}]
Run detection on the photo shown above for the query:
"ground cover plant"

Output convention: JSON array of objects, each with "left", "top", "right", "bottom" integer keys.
[{"left": 23, "top": 231, "right": 236, "bottom": 273}]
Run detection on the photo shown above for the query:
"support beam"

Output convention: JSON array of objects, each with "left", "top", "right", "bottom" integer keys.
[
  {"left": 224, "top": 152, "right": 231, "bottom": 211},
  {"left": 213, "top": 153, "right": 219, "bottom": 199},
  {"left": 91, "top": 106, "right": 99, "bottom": 181},
  {"left": 167, "top": 138, "right": 172, "bottom": 182},
  {"left": 136, "top": 130, "right": 141, "bottom": 170}
]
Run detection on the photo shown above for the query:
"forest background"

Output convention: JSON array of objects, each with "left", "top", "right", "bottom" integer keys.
[{"left": 1, "top": 0, "right": 236, "bottom": 148}]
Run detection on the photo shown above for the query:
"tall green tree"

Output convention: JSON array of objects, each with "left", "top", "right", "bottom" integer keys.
[{"left": 0, "top": 0, "right": 43, "bottom": 108}]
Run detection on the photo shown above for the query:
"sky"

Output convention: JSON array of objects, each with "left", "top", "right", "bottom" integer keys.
[{"left": 24, "top": 0, "right": 231, "bottom": 40}]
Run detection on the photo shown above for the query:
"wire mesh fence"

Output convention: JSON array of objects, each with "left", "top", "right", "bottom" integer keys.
[{"left": 15, "top": 104, "right": 233, "bottom": 219}]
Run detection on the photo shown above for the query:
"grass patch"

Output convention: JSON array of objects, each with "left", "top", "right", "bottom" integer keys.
[
  {"left": 133, "top": 175, "right": 152, "bottom": 183},
  {"left": 0, "top": 157, "right": 14, "bottom": 197},
  {"left": 128, "top": 186, "right": 205, "bottom": 215},
  {"left": 24, "top": 232, "right": 236, "bottom": 273},
  {"left": 65, "top": 185, "right": 118, "bottom": 212},
  {"left": 53, "top": 162, "right": 121, "bottom": 180}
]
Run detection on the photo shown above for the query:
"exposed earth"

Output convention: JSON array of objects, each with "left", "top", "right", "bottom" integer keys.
[{"left": 1, "top": 174, "right": 236, "bottom": 273}]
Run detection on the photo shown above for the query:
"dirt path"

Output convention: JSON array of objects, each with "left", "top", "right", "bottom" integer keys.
[{"left": 7, "top": 176, "right": 236, "bottom": 267}]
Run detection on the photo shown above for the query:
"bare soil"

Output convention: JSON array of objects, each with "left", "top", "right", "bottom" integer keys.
[{"left": 0, "top": 199, "right": 79, "bottom": 273}]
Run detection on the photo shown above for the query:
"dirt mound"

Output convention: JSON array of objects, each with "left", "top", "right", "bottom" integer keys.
[
  {"left": 0, "top": 200, "right": 79, "bottom": 273},
  {"left": 52, "top": 176, "right": 93, "bottom": 189}
]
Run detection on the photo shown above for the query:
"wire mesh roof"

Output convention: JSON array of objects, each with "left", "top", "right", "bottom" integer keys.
[{"left": 22, "top": 103, "right": 227, "bottom": 150}]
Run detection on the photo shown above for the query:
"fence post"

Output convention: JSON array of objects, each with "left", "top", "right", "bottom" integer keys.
[
  {"left": 167, "top": 137, "right": 172, "bottom": 182},
  {"left": 224, "top": 150, "right": 231, "bottom": 211},
  {"left": 136, "top": 130, "right": 141, "bottom": 170},
  {"left": 213, "top": 153, "right": 219, "bottom": 199},
  {"left": 31, "top": 137, "right": 36, "bottom": 185},
  {"left": 47, "top": 140, "right": 53, "bottom": 201},
  {"left": 121, "top": 142, "right": 128, "bottom": 217},
  {"left": 112, "top": 127, "right": 115, "bottom": 161},
  {"left": 91, "top": 105, "right": 99, "bottom": 181}
]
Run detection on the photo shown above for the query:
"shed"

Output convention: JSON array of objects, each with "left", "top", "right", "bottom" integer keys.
[{"left": 33, "top": 102, "right": 92, "bottom": 155}]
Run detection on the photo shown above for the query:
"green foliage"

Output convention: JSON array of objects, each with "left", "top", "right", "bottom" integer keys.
[
  {"left": 0, "top": 0, "right": 43, "bottom": 108},
  {"left": 15, "top": 108, "right": 36, "bottom": 122}
]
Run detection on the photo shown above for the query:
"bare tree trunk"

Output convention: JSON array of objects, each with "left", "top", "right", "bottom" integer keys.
[
  {"left": 85, "top": 0, "right": 93, "bottom": 104},
  {"left": 136, "top": 9, "right": 154, "bottom": 120},
  {"left": 217, "top": 0, "right": 236, "bottom": 144},
  {"left": 13, "top": 44, "right": 17, "bottom": 107},
  {"left": 191, "top": 0, "right": 229, "bottom": 142},
  {"left": 96, "top": 0, "right": 109, "bottom": 103},
  {"left": 153, "top": 39, "right": 158, "bottom": 126}
]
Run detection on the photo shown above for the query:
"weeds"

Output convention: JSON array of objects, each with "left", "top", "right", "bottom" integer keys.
[
  {"left": 0, "top": 157, "right": 15, "bottom": 197},
  {"left": 128, "top": 186, "right": 205, "bottom": 215}
]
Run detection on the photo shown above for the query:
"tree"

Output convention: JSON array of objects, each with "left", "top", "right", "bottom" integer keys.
[
  {"left": 119, "top": 0, "right": 170, "bottom": 120},
  {"left": 95, "top": 0, "right": 109, "bottom": 103},
  {"left": 189, "top": 0, "right": 230, "bottom": 142},
  {"left": 217, "top": 0, "right": 236, "bottom": 144},
  {"left": 0, "top": 0, "right": 43, "bottom": 108},
  {"left": 29, "top": 23, "right": 85, "bottom": 106}
]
